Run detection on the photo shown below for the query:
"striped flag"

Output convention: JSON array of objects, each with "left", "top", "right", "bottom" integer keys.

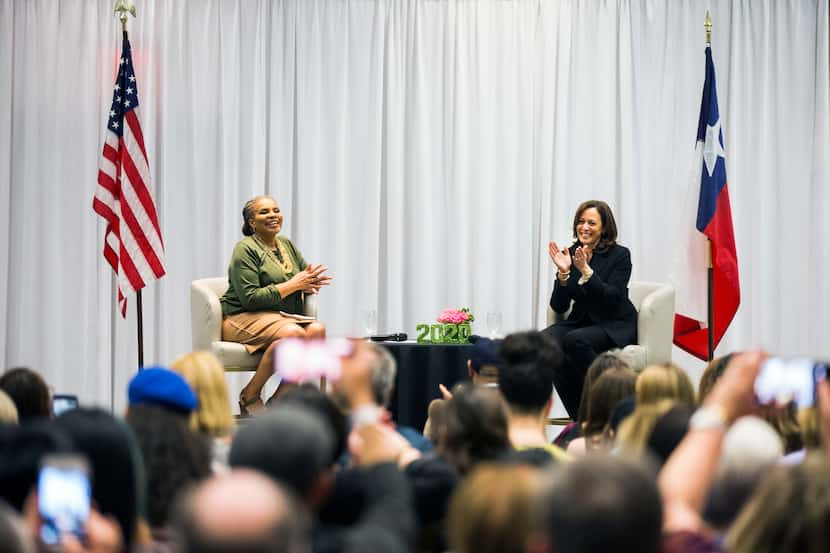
[
  {"left": 93, "top": 32, "right": 165, "bottom": 317},
  {"left": 672, "top": 46, "right": 740, "bottom": 360}
]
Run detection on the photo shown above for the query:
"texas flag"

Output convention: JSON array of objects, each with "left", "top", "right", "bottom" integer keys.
[{"left": 672, "top": 46, "right": 740, "bottom": 361}]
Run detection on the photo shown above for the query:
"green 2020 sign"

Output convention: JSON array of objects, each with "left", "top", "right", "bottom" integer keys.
[{"left": 415, "top": 323, "right": 472, "bottom": 344}]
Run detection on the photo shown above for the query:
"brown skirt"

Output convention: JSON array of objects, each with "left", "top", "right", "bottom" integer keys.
[{"left": 222, "top": 311, "right": 314, "bottom": 354}]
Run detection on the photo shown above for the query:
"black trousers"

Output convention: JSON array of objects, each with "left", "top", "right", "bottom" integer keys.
[{"left": 542, "top": 322, "right": 614, "bottom": 420}]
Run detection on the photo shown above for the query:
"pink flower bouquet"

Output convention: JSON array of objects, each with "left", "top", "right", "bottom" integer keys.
[{"left": 437, "top": 307, "right": 475, "bottom": 324}]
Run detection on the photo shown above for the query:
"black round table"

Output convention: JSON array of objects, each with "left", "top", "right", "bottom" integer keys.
[{"left": 382, "top": 341, "right": 473, "bottom": 431}]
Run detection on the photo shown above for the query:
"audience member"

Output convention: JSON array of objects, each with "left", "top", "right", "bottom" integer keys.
[
  {"left": 567, "top": 367, "right": 636, "bottom": 454},
  {"left": 553, "top": 350, "right": 632, "bottom": 449},
  {"left": 170, "top": 351, "right": 235, "bottom": 470},
  {"left": 331, "top": 341, "right": 430, "bottom": 454},
  {"left": 496, "top": 331, "right": 568, "bottom": 464},
  {"left": 726, "top": 453, "right": 830, "bottom": 553},
  {"left": 172, "top": 470, "right": 308, "bottom": 553},
  {"left": 0, "top": 368, "right": 51, "bottom": 422},
  {"left": 126, "top": 405, "right": 211, "bottom": 538},
  {"left": 697, "top": 353, "right": 735, "bottom": 402},
  {"left": 125, "top": 368, "right": 211, "bottom": 546},
  {"left": 785, "top": 405, "right": 822, "bottom": 464},
  {"left": 659, "top": 351, "right": 765, "bottom": 550},
  {"left": 279, "top": 384, "right": 349, "bottom": 465},
  {"left": 528, "top": 455, "right": 662, "bottom": 553},
  {"left": 757, "top": 402, "right": 803, "bottom": 454},
  {"left": 434, "top": 384, "right": 511, "bottom": 475},
  {"left": 616, "top": 399, "right": 677, "bottom": 457},
  {"left": 0, "top": 389, "right": 19, "bottom": 425},
  {"left": 53, "top": 408, "right": 144, "bottom": 550},
  {"left": 231, "top": 404, "right": 335, "bottom": 506},
  {"left": 0, "top": 422, "right": 72, "bottom": 511},
  {"left": 703, "top": 416, "right": 783, "bottom": 531},
  {"left": 605, "top": 394, "right": 636, "bottom": 441},
  {"left": 230, "top": 401, "right": 416, "bottom": 553},
  {"left": 465, "top": 336, "right": 504, "bottom": 387},
  {"left": 643, "top": 402, "right": 693, "bottom": 466},
  {"left": 701, "top": 352, "right": 803, "bottom": 453},
  {"left": 636, "top": 363, "right": 696, "bottom": 407},
  {"left": 447, "top": 464, "right": 541, "bottom": 553},
  {"left": 424, "top": 337, "right": 504, "bottom": 439}
]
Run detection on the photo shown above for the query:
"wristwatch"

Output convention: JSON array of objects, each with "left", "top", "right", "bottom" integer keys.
[{"left": 689, "top": 405, "right": 728, "bottom": 431}]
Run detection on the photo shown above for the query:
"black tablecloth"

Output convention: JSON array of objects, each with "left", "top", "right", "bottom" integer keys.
[{"left": 383, "top": 342, "right": 473, "bottom": 431}]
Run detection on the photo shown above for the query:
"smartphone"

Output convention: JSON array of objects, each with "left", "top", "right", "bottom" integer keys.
[
  {"left": 754, "top": 357, "right": 828, "bottom": 409},
  {"left": 38, "top": 455, "right": 91, "bottom": 546},
  {"left": 52, "top": 394, "right": 79, "bottom": 417},
  {"left": 274, "top": 338, "right": 354, "bottom": 384}
]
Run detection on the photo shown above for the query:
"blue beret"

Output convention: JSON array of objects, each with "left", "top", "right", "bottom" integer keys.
[
  {"left": 469, "top": 337, "right": 504, "bottom": 374},
  {"left": 128, "top": 366, "right": 197, "bottom": 413}
]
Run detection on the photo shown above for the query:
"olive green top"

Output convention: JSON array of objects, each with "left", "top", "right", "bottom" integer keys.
[{"left": 220, "top": 235, "right": 308, "bottom": 317}]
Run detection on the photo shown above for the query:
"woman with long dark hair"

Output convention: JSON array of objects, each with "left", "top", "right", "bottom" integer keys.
[{"left": 544, "top": 200, "right": 637, "bottom": 419}]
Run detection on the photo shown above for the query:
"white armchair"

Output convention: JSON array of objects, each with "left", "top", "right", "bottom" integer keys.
[
  {"left": 547, "top": 280, "right": 675, "bottom": 369},
  {"left": 190, "top": 277, "right": 317, "bottom": 372}
]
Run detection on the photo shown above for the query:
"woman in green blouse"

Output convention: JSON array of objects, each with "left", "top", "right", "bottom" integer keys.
[{"left": 221, "top": 195, "right": 332, "bottom": 415}]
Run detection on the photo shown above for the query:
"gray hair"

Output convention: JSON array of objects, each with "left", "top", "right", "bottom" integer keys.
[
  {"left": 366, "top": 342, "right": 397, "bottom": 407},
  {"left": 240, "top": 195, "right": 273, "bottom": 236},
  {"left": 605, "top": 348, "right": 647, "bottom": 373}
]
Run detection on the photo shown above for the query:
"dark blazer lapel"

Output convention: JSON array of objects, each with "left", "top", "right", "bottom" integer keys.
[{"left": 590, "top": 247, "right": 613, "bottom": 279}]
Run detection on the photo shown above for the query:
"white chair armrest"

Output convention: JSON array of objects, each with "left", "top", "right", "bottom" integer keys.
[
  {"left": 635, "top": 284, "right": 675, "bottom": 365},
  {"left": 190, "top": 278, "right": 229, "bottom": 351}
]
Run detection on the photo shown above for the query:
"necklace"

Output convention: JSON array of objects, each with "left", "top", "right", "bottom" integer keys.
[{"left": 253, "top": 234, "right": 294, "bottom": 274}]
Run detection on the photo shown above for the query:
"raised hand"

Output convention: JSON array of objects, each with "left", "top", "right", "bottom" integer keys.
[
  {"left": 549, "top": 241, "right": 572, "bottom": 273},
  {"left": 572, "top": 246, "right": 593, "bottom": 272},
  {"left": 705, "top": 350, "right": 765, "bottom": 423}
]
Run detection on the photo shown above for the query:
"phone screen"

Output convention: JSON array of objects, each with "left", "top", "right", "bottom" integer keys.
[
  {"left": 52, "top": 395, "right": 79, "bottom": 417},
  {"left": 754, "top": 358, "right": 828, "bottom": 409},
  {"left": 38, "top": 456, "right": 91, "bottom": 545},
  {"left": 274, "top": 338, "right": 354, "bottom": 384}
]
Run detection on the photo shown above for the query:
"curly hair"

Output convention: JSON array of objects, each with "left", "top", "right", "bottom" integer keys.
[{"left": 125, "top": 404, "right": 211, "bottom": 528}]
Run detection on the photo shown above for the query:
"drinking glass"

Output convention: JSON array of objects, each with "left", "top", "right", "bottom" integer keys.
[
  {"left": 486, "top": 311, "right": 502, "bottom": 339},
  {"left": 362, "top": 309, "right": 378, "bottom": 336}
]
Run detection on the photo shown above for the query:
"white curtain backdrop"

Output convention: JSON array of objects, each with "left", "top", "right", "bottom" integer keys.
[{"left": 1, "top": 0, "right": 828, "bottom": 413}]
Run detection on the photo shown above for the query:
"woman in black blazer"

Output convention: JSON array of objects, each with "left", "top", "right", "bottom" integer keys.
[{"left": 544, "top": 200, "right": 637, "bottom": 419}]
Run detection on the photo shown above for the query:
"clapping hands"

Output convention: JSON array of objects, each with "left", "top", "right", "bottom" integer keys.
[
  {"left": 572, "top": 245, "right": 593, "bottom": 272},
  {"left": 293, "top": 264, "right": 333, "bottom": 294},
  {"left": 549, "top": 241, "right": 593, "bottom": 274},
  {"left": 548, "top": 241, "right": 572, "bottom": 273}
]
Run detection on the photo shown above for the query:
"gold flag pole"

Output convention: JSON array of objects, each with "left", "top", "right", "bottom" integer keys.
[
  {"left": 704, "top": 10, "right": 712, "bottom": 47},
  {"left": 114, "top": 0, "right": 136, "bottom": 33}
]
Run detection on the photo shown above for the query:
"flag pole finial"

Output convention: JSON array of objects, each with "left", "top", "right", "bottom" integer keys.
[
  {"left": 704, "top": 10, "right": 712, "bottom": 46},
  {"left": 114, "top": 0, "right": 136, "bottom": 33}
]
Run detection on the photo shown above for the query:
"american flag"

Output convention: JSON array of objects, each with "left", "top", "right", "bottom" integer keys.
[{"left": 93, "top": 32, "right": 165, "bottom": 317}]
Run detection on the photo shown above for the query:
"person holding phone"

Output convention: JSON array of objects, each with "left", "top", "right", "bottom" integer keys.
[
  {"left": 221, "top": 195, "right": 333, "bottom": 416},
  {"left": 544, "top": 200, "right": 637, "bottom": 419}
]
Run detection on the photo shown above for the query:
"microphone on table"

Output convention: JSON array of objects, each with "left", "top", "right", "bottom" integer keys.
[{"left": 369, "top": 333, "right": 408, "bottom": 342}]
